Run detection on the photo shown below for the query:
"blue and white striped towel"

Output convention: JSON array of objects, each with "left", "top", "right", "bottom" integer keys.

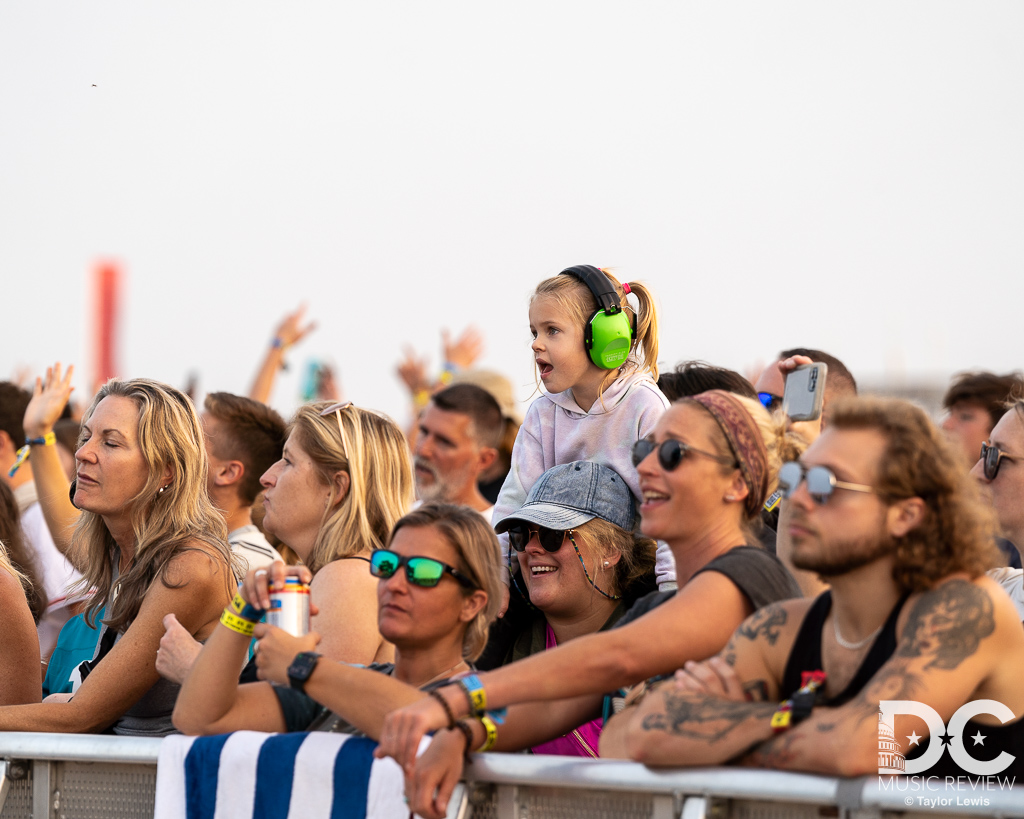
[{"left": 155, "top": 731, "right": 425, "bottom": 819}]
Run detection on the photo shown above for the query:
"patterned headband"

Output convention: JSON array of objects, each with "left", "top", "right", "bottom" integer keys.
[{"left": 689, "top": 390, "right": 769, "bottom": 519}]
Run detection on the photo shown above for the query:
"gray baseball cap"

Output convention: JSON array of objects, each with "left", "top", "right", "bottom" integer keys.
[{"left": 494, "top": 461, "right": 636, "bottom": 533}]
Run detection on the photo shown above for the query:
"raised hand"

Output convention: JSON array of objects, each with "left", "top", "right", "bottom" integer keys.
[
  {"left": 273, "top": 305, "right": 317, "bottom": 349},
  {"left": 442, "top": 326, "right": 484, "bottom": 371},
  {"left": 396, "top": 346, "right": 431, "bottom": 396},
  {"left": 24, "top": 363, "right": 75, "bottom": 438}
]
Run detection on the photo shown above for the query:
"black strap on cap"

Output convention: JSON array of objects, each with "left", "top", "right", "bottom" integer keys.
[{"left": 560, "top": 265, "right": 622, "bottom": 315}]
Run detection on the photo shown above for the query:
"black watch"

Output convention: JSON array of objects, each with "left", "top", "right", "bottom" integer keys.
[{"left": 287, "top": 651, "right": 321, "bottom": 693}]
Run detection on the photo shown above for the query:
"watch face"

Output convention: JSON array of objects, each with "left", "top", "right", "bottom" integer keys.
[{"left": 288, "top": 652, "right": 320, "bottom": 691}]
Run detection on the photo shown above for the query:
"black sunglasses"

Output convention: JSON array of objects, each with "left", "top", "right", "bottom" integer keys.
[
  {"left": 631, "top": 438, "right": 735, "bottom": 471},
  {"left": 980, "top": 441, "right": 1019, "bottom": 481},
  {"left": 777, "top": 461, "right": 875, "bottom": 505},
  {"left": 758, "top": 392, "right": 783, "bottom": 412},
  {"left": 369, "top": 549, "right": 477, "bottom": 589},
  {"left": 507, "top": 524, "right": 570, "bottom": 553}
]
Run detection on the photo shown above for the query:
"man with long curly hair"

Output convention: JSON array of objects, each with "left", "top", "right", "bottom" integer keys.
[{"left": 603, "top": 396, "right": 1024, "bottom": 778}]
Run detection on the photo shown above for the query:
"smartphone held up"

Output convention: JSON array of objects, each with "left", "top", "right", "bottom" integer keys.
[{"left": 782, "top": 363, "right": 828, "bottom": 422}]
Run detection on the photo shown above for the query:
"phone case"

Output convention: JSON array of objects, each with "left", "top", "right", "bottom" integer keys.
[{"left": 782, "top": 363, "right": 828, "bottom": 422}]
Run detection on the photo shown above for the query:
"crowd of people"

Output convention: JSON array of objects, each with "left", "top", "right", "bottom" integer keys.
[{"left": 2, "top": 266, "right": 1024, "bottom": 816}]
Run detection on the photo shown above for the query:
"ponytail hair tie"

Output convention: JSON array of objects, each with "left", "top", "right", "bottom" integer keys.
[{"left": 621, "top": 282, "right": 632, "bottom": 295}]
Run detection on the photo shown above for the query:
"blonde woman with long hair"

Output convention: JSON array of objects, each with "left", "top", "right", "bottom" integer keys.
[
  {"left": 257, "top": 401, "right": 414, "bottom": 662},
  {"left": 0, "top": 379, "right": 234, "bottom": 734},
  {"left": 160, "top": 400, "right": 415, "bottom": 676}
]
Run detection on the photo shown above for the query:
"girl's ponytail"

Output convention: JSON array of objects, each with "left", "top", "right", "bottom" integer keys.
[{"left": 622, "top": 279, "right": 660, "bottom": 380}]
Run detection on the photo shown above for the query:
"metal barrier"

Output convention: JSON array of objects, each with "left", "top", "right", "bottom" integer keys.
[{"left": 3, "top": 733, "right": 1024, "bottom": 819}]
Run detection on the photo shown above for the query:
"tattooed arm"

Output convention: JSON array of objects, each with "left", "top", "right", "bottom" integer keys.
[
  {"left": 602, "top": 601, "right": 804, "bottom": 763},
  {"left": 742, "top": 577, "right": 1024, "bottom": 776}
]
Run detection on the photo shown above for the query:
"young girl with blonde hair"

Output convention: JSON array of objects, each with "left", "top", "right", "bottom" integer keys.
[{"left": 492, "top": 265, "right": 669, "bottom": 582}]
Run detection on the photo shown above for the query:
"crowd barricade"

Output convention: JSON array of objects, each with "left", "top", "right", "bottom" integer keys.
[{"left": 2, "top": 732, "right": 1024, "bottom": 819}]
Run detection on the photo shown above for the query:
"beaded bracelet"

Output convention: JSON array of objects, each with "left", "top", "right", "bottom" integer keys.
[
  {"left": 429, "top": 689, "right": 457, "bottom": 730},
  {"left": 220, "top": 608, "right": 256, "bottom": 637},
  {"left": 453, "top": 720, "right": 475, "bottom": 762}
]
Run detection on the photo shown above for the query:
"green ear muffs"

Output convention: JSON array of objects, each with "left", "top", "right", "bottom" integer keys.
[{"left": 559, "top": 265, "right": 636, "bottom": 369}]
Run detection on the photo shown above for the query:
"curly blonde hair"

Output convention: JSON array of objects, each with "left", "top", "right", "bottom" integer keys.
[{"left": 830, "top": 396, "right": 1000, "bottom": 592}]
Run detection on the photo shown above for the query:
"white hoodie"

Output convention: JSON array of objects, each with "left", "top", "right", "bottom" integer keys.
[{"left": 491, "top": 369, "right": 670, "bottom": 575}]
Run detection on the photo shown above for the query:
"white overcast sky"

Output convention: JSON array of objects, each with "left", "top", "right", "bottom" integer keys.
[{"left": 2, "top": 2, "right": 1022, "bottom": 422}]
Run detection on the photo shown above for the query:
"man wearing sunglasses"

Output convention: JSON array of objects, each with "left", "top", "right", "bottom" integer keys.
[
  {"left": 972, "top": 399, "right": 1024, "bottom": 621},
  {"left": 607, "top": 396, "right": 1024, "bottom": 779},
  {"left": 413, "top": 385, "right": 502, "bottom": 517}
]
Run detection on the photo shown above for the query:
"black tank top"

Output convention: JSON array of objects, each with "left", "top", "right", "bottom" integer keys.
[
  {"left": 781, "top": 590, "right": 908, "bottom": 706},
  {"left": 783, "top": 591, "right": 1024, "bottom": 778}
]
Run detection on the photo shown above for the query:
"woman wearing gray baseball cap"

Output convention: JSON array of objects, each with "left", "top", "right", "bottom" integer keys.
[{"left": 477, "top": 461, "right": 657, "bottom": 756}]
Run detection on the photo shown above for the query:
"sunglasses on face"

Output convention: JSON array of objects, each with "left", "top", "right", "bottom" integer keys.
[
  {"left": 507, "top": 523, "right": 570, "bottom": 553},
  {"left": 777, "top": 461, "right": 875, "bottom": 505},
  {"left": 980, "top": 441, "right": 1019, "bottom": 481},
  {"left": 759, "top": 392, "right": 783, "bottom": 412},
  {"left": 369, "top": 549, "right": 477, "bottom": 589},
  {"left": 631, "top": 438, "right": 735, "bottom": 472}
]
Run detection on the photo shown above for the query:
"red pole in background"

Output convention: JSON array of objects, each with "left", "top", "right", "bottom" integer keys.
[{"left": 92, "top": 261, "right": 122, "bottom": 394}]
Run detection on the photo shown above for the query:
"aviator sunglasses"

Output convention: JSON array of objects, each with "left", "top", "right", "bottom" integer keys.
[
  {"left": 369, "top": 549, "right": 477, "bottom": 589},
  {"left": 777, "top": 461, "right": 875, "bottom": 505},
  {"left": 980, "top": 441, "right": 1019, "bottom": 481},
  {"left": 631, "top": 438, "right": 736, "bottom": 471}
]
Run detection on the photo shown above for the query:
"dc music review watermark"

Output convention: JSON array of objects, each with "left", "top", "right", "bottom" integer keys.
[{"left": 877, "top": 700, "right": 1017, "bottom": 807}]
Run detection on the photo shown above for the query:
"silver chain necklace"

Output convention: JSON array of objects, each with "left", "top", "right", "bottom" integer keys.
[{"left": 832, "top": 615, "right": 882, "bottom": 651}]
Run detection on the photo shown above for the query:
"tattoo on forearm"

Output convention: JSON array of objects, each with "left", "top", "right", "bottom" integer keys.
[
  {"left": 737, "top": 604, "right": 788, "bottom": 647},
  {"left": 744, "top": 730, "right": 798, "bottom": 768},
  {"left": 640, "top": 691, "right": 776, "bottom": 743},
  {"left": 896, "top": 580, "right": 995, "bottom": 671}
]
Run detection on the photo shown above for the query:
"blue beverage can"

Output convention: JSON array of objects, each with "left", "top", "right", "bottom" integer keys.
[{"left": 266, "top": 577, "right": 310, "bottom": 636}]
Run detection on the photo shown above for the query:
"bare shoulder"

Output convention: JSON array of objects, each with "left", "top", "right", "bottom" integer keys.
[
  {"left": 0, "top": 566, "right": 24, "bottom": 596},
  {"left": 160, "top": 539, "right": 233, "bottom": 592},
  {"left": 311, "top": 557, "right": 376, "bottom": 595},
  {"left": 895, "top": 575, "right": 1018, "bottom": 671}
]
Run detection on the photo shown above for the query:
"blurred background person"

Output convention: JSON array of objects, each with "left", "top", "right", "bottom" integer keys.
[
  {"left": 942, "top": 370, "right": 1024, "bottom": 470},
  {"left": 972, "top": 398, "right": 1024, "bottom": 618},
  {"left": 413, "top": 384, "right": 502, "bottom": 517},
  {"left": 201, "top": 392, "right": 287, "bottom": 573},
  {"left": 0, "top": 377, "right": 85, "bottom": 660},
  {"left": 0, "top": 494, "right": 42, "bottom": 705}
]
